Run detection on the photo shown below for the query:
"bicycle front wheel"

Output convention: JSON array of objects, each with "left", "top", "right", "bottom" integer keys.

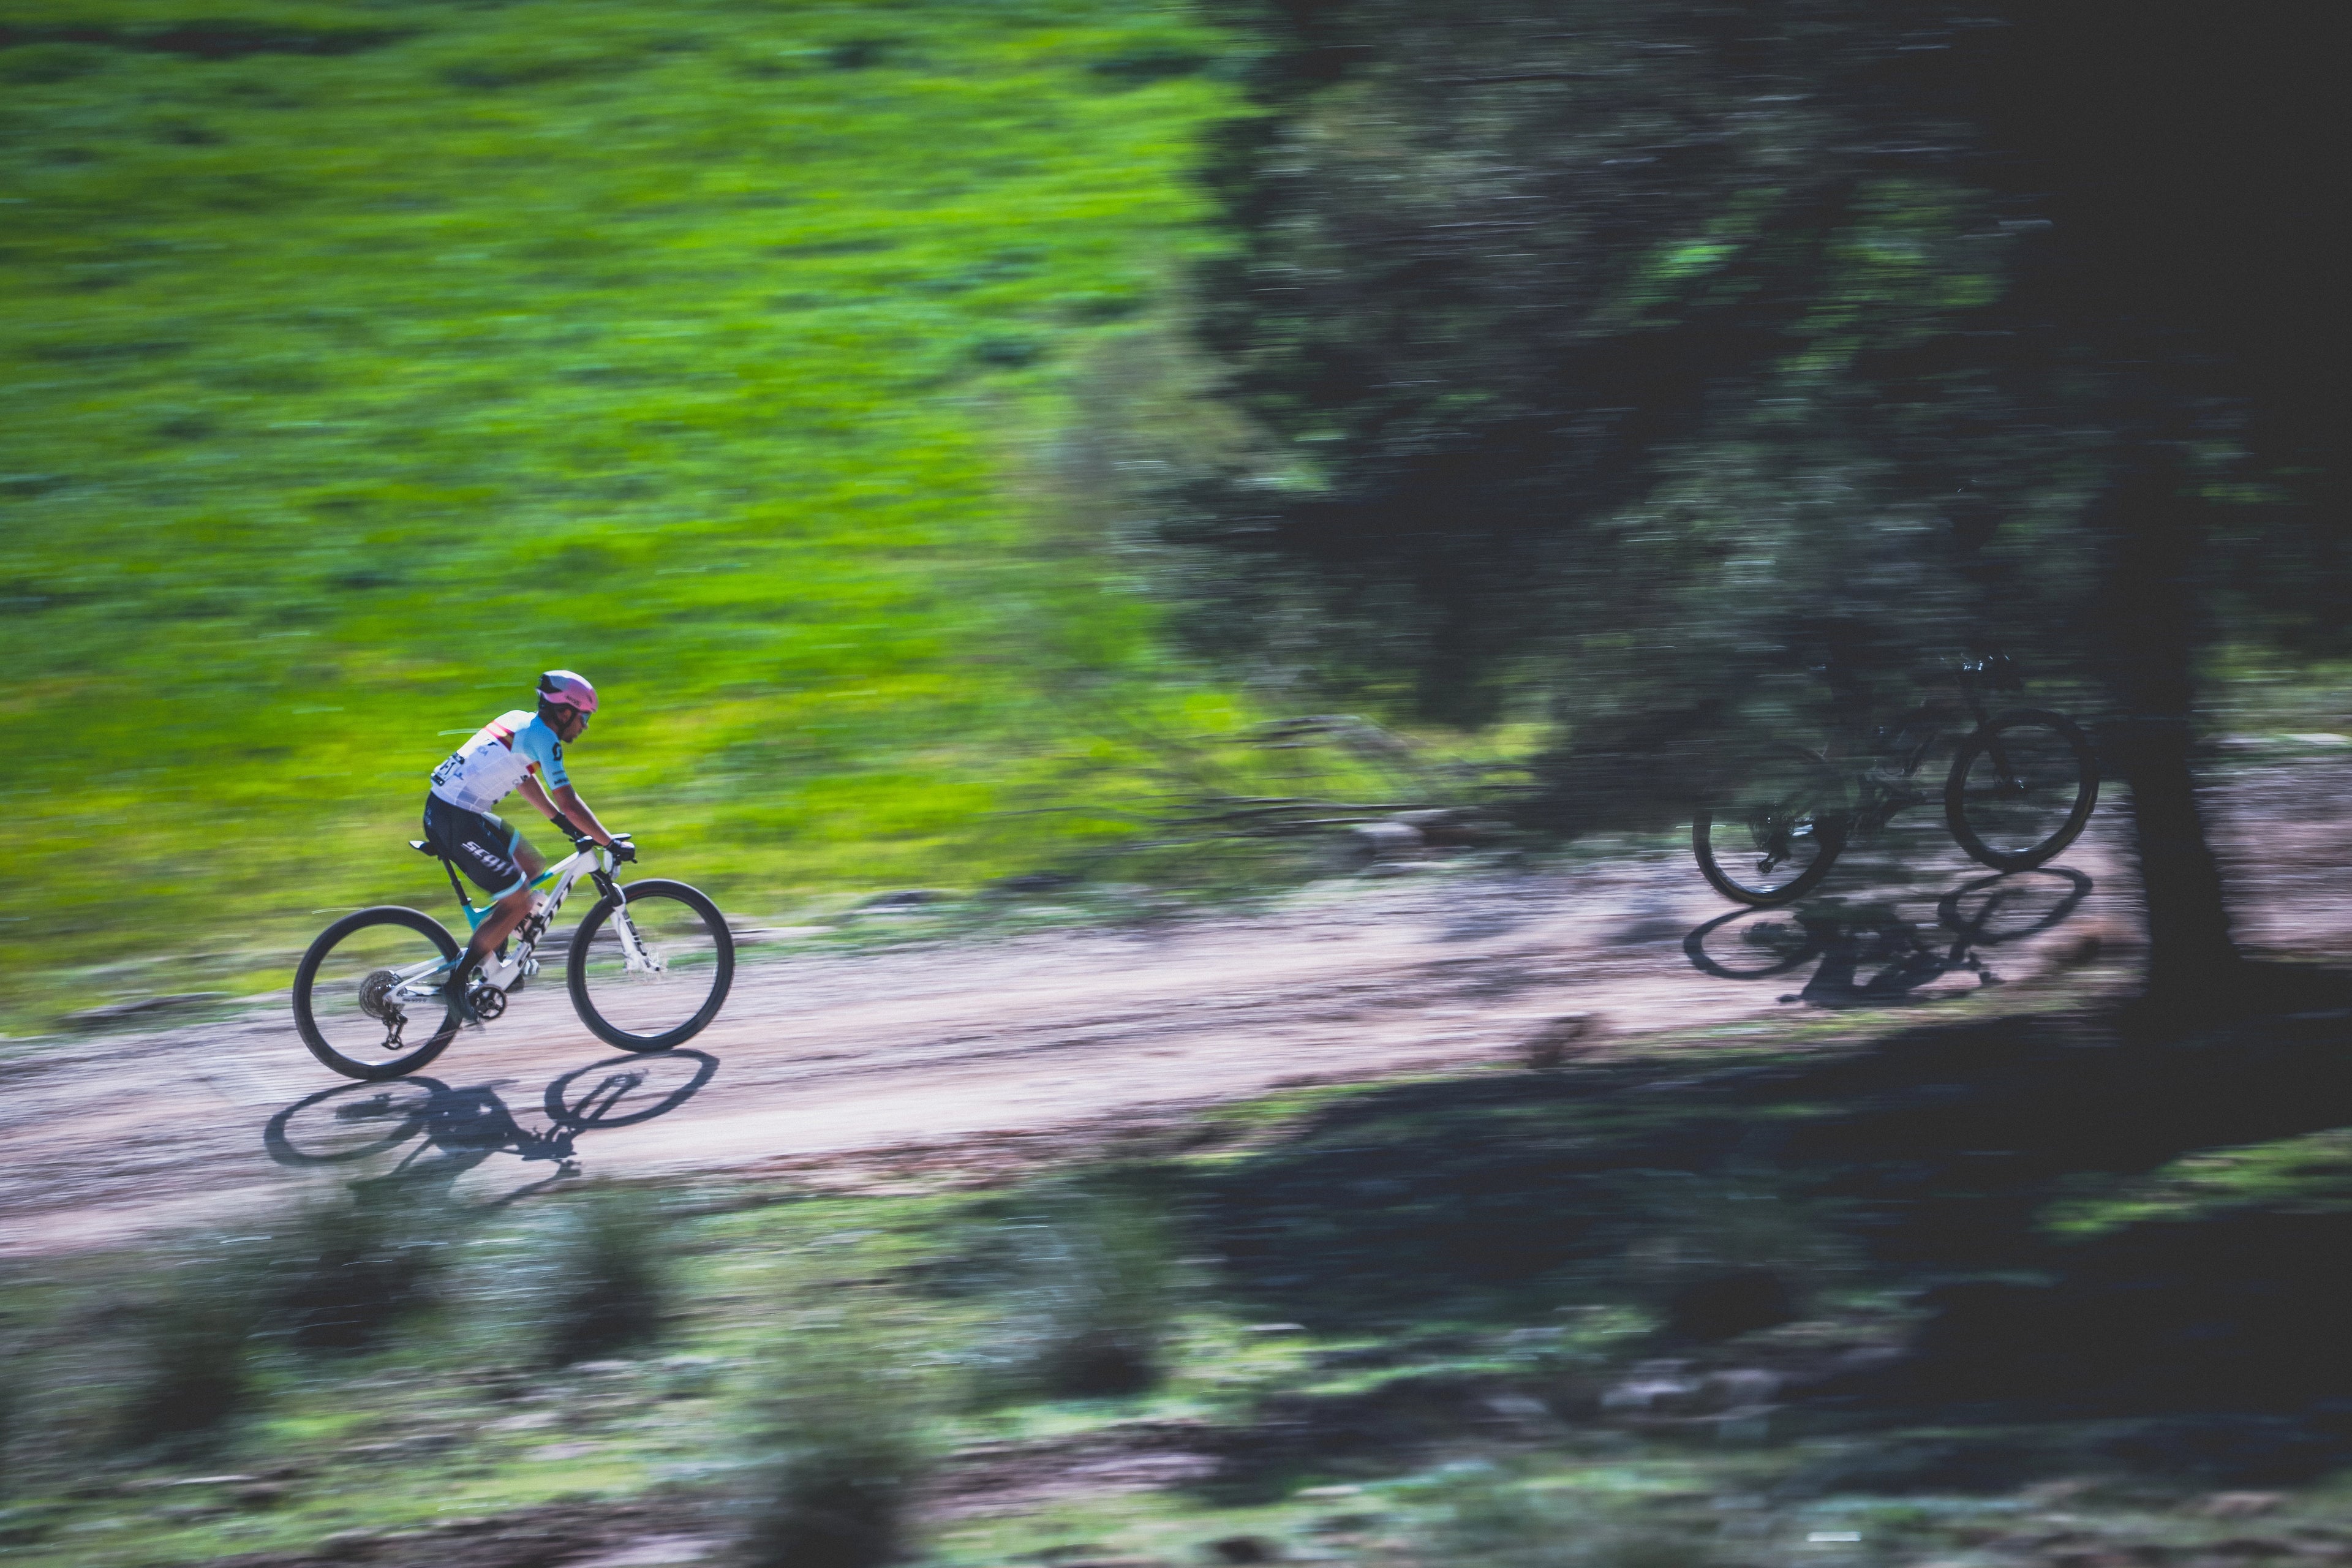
[
  {"left": 567, "top": 879, "right": 736, "bottom": 1052},
  {"left": 1945, "top": 709, "right": 2099, "bottom": 872},
  {"left": 292, "top": 907, "right": 461, "bottom": 1080},
  {"left": 1692, "top": 744, "right": 1850, "bottom": 906}
]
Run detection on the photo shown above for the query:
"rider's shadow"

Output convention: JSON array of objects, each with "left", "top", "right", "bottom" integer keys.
[
  {"left": 1684, "top": 867, "right": 2094, "bottom": 1009},
  {"left": 263, "top": 1051, "right": 719, "bottom": 1207}
]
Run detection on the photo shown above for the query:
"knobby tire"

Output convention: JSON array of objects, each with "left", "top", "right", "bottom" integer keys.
[
  {"left": 1692, "top": 742, "right": 1850, "bottom": 906},
  {"left": 1944, "top": 709, "right": 2100, "bottom": 872}
]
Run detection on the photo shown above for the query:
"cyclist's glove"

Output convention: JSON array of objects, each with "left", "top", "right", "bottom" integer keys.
[{"left": 610, "top": 839, "right": 638, "bottom": 862}]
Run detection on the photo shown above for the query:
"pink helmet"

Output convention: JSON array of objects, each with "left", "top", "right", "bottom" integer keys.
[{"left": 537, "top": 669, "right": 598, "bottom": 714}]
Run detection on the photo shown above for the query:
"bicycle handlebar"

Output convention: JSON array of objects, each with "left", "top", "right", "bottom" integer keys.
[{"left": 1958, "top": 652, "right": 2024, "bottom": 693}]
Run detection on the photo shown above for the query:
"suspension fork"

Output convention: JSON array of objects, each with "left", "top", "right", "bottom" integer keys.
[{"left": 592, "top": 866, "right": 657, "bottom": 971}]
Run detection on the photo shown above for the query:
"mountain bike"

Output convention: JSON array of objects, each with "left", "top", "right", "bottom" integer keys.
[
  {"left": 1692, "top": 654, "right": 2099, "bottom": 906},
  {"left": 292, "top": 833, "right": 734, "bottom": 1080}
]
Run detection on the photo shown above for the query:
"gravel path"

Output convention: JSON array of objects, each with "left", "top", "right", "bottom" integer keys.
[{"left": 4, "top": 755, "right": 2343, "bottom": 1257}]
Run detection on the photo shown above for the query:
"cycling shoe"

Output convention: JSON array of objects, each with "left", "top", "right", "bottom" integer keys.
[{"left": 440, "top": 971, "right": 486, "bottom": 1028}]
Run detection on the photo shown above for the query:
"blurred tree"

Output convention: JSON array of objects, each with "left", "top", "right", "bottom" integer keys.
[
  {"left": 1166, "top": 1, "right": 2086, "bottom": 769},
  {"left": 1980, "top": 7, "right": 2346, "bottom": 1010},
  {"left": 1159, "top": 0, "right": 2343, "bottom": 1014}
]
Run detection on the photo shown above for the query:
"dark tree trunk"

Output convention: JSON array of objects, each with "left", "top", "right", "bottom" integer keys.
[{"left": 2094, "top": 451, "right": 2244, "bottom": 1016}]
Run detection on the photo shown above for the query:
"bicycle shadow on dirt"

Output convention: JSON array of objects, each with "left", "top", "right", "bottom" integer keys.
[
  {"left": 1683, "top": 865, "right": 2094, "bottom": 1009},
  {"left": 262, "top": 1051, "right": 718, "bottom": 1208}
]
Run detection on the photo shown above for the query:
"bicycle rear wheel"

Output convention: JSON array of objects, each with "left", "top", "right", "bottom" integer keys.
[
  {"left": 1945, "top": 709, "right": 2098, "bottom": 872},
  {"left": 1692, "top": 744, "right": 1850, "bottom": 905},
  {"left": 566, "top": 879, "right": 735, "bottom": 1052},
  {"left": 1683, "top": 905, "right": 1826, "bottom": 979},
  {"left": 292, "top": 907, "right": 461, "bottom": 1080},
  {"left": 265, "top": 1077, "right": 445, "bottom": 1164}
]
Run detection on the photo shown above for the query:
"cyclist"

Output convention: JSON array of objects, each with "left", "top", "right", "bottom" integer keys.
[{"left": 423, "top": 670, "right": 632, "bottom": 1022}]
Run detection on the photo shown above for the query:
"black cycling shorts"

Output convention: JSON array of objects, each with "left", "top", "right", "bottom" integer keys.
[{"left": 423, "top": 795, "right": 530, "bottom": 898}]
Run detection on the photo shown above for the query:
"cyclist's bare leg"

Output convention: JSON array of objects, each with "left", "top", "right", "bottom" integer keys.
[{"left": 447, "top": 840, "right": 548, "bottom": 1003}]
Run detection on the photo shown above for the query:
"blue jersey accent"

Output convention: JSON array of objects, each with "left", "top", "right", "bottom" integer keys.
[{"left": 511, "top": 714, "right": 571, "bottom": 790}]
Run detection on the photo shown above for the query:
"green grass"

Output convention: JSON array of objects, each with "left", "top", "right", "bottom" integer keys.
[
  {"left": 2040, "top": 1129, "right": 2352, "bottom": 1238},
  {"left": 0, "top": 0, "right": 1252, "bottom": 1027}
]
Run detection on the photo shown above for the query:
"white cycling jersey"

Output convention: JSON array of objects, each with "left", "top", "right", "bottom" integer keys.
[{"left": 428, "top": 709, "right": 572, "bottom": 815}]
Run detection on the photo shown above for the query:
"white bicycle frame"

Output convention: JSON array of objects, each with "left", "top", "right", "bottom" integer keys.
[{"left": 383, "top": 838, "right": 656, "bottom": 1018}]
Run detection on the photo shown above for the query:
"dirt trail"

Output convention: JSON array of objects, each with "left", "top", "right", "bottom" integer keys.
[{"left": 4, "top": 756, "right": 2345, "bottom": 1257}]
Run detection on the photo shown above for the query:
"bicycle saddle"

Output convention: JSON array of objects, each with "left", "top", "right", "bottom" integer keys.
[{"left": 410, "top": 839, "right": 442, "bottom": 858}]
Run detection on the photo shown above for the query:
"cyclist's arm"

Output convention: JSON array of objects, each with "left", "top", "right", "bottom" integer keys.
[
  {"left": 516, "top": 772, "right": 616, "bottom": 846},
  {"left": 546, "top": 780, "right": 616, "bottom": 848},
  {"left": 515, "top": 771, "right": 560, "bottom": 824}
]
